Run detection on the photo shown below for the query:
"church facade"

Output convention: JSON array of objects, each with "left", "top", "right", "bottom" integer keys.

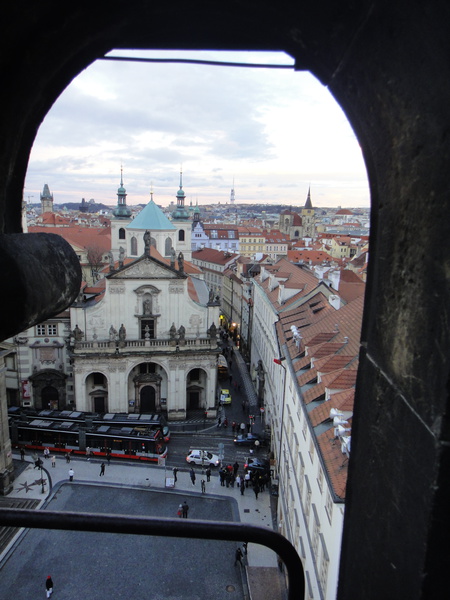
[{"left": 69, "top": 233, "right": 220, "bottom": 421}]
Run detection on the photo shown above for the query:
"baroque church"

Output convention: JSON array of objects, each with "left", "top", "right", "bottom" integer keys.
[{"left": 69, "top": 173, "right": 220, "bottom": 420}]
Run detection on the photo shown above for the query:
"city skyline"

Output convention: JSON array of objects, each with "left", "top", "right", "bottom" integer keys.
[{"left": 24, "top": 50, "right": 370, "bottom": 209}]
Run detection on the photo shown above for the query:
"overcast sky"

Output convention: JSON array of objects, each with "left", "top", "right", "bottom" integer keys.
[{"left": 24, "top": 51, "right": 369, "bottom": 209}]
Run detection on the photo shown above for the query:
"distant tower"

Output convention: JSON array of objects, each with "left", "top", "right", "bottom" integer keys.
[
  {"left": 40, "top": 184, "right": 54, "bottom": 213},
  {"left": 230, "top": 180, "right": 235, "bottom": 205},
  {"left": 301, "top": 186, "right": 316, "bottom": 238}
]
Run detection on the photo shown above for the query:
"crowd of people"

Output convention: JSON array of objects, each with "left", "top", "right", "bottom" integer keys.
[{"left": 218, "top": 462, "right": 271, "bottom": 499}]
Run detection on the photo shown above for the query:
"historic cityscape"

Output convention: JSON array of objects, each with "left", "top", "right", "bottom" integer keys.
[{"left": 0, "top": 173, "right": 369, "bottom": 599}]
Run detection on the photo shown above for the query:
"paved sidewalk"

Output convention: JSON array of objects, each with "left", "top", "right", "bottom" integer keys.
[{"left": 1, "top": 453, "right": 285, "bottom": 599}]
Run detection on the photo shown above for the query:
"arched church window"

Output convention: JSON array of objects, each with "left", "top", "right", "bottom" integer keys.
[
  {"left": 119, "top": 228, "right": 126, "bottom": 240},
  {"left": 178, "top": 229, "right": 185, "bottom": 242},
  {"left": 131, "top": 236, "right": 137, "bottom": 255},
  {"left": 294, "top": 230, "right": 300, "bottom": 237},
  {"left": 165, "top": 237, "right": 172, "bottom": 256}
]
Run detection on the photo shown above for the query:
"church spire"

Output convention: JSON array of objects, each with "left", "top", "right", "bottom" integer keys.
[
  {"left": 304, "top": 185, "right": 313, "bottom": 209},
  {"left": 172, "top": 168, "right": 189, "bottom": 220},
  {"left": 113, "top": 166, "right": 132, "bottom": 218}
]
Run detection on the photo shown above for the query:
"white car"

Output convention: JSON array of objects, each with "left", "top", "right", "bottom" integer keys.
[{"left": 186, "top": 449, "right": 220, "bottom": 467}]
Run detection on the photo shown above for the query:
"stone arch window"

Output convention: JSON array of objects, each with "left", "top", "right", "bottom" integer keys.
[
  {"left": 294, "top": 230, "right": 300, "bottom": 237},
  {"left": 131, "top": 236, "right": 138, "bottom": 256},
  {"left": 178, "top": 229, "right": 185, "bottom": 242},
  {"left": 165, "top": 236, "right": 173, "bottom": 256},
  {"left": 119, "top": 227, "right": 126, "bottom": 240}
]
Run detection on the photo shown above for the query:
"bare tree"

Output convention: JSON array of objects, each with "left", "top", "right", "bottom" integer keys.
[{"left": 86, "top": 244, "right": 105, "bottom": 281}]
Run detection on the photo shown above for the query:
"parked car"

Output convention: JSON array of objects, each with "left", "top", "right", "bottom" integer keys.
[
  {"left": 186, "top": 449, "right": 220, "bottom": 467},
  {"left": 219, "top": 388, "right": 232, "bottom": 405},
  {"left": 244, "top": 457, "right": 270, "bottom": 474},
  {"left": 233, "top": 433, "right": 265, "bottom": 447}
]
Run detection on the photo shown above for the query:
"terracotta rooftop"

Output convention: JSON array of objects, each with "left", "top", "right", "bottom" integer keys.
[{"left": 317, "top": 426, "right": 349, "bottom": 500}]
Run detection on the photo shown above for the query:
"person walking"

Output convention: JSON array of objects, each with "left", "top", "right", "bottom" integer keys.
[
  {"left": 106, "top": 451, "right": 111, "bottom": 465},
  {"left": 43, "top": 447, "right": 50, "bottom": 460},
  {"left": 177, "top": 503, "right": 183, "bottom": 518},
  {"left": 240, "top": 480, "right": 245, "bottom": 495},
  {"left": 201, "top": 479, "right": 206, "bottom": 493},
  {"left": 20, "top": 447, "right": 25, "bottom": 461},
  {"left": 68, "top": 467, "right": 74, "bottom": 482},
  {"left": 253, "top": 482, "right": 260, "bottom": 500},
  {"left": 99, "top": 463, "right": 105, "bottom": 476},
  {"left": 51, "top": 455, "right": 56, "bottom": 468},
  {"left": 182, "top": 501, "right": 189, "bottom": 518},
  {"left": 172, "top": 467, "right": 178, "bottom": 483},
  {"left": 65, "top": 451, "right": 71, "bottom": 463},
  {"left": 190, "top": 468, "right": 196, "bottom": 485},
  {"left": 233, "top": 461, "right": 239, "bottom": 476},
  {"left": 86, "top": 446, "right": 91, "bottom": 461},
  {"left": 45, "top": 575, "right": 54, "bottom": 598},
  {"left": 205, "top": 467, "right": 211, "bottom": 482}
]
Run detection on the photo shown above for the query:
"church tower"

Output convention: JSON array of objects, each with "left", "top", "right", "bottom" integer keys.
[
  {"left": 301, "top": 186, "right": 316, "bottom": 238},
  {"left": 110, "top": 168, "right": 133, "bottom": 260},
  {"left": 40, "top": 184, "right": 54, "bottom": 213},
  {"left": 171, "top": 170, "right": 192, "bottom": 261}
]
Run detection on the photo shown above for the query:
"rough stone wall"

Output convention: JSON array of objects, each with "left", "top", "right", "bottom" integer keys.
[{"left": 0, "top": 2, "right": 448, "bottom": 598}]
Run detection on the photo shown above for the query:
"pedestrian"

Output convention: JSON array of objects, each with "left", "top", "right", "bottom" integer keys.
[
  {"left": 65, "top": 451, "right": 71, "bottom": 463},
  {"left": 20, "top": 447, "right": 25, "bottom": 461},
  {"left": 231, "top": 421, "right": 236, "bottom": 434},
  {"left": 253, "top": 482, "right": 260, "bottom": 499},
  {"left": 190, "top": 467, "right": 196, "bottom": 485},
  {"left": 99, "top": 462, "right": 105, "bottom": 476},
  {"left": 205, "top": 467, "right": 211, "bottom": 482},
  {"left": 173, "top": 467, "right": 178, "bottom": 482},
  {"left": 244, "top": 472, "right": 251, "bottom": 488},
  {"left": 177, "top": 503, "right": 183, "bottom": 518},
  {"left": 51, "top": 455, "right": 56, "bottom": 468},
  {"left": 233, "top": 461, "right": 239, "bottom": 476},
  {"left": 45, "top": 575, "right": 54, "bottom": 598},
  {"left": 217, "top": 416, "right": 222, "bottom": 428},
  {"left": 182, "top": 501, "right": 189, "bottom": 518},
  {"left": 201, "top": 479, "right": 206, "bottom": 493},
  {"left": 229, "top": 374, "right": 233, "bottom": 384},
  {"left": 86, "top": 446, "right": 91, "bottom": 460},
  {"left": 243, "top": 542, "right": 248, "bottom": 555},
  {"left": 68, "top": 467, "right": 74, "bottom": 482},
  {"left": 235, "top": 474, "right": 241, "bottom": 488},
  {"left": 34, "top": 458, "right": 43, "bottom": 469},
  {"left": 240, "top": 480, "right": 245, "bottom": 495},
  {"left": 234, "top": 547, "right": 244, "bottom": 566},
  {"left": 219, "top": 468, "right": 226, "bottom": 486},
  {"left": 43, "top": 447, "right": 50, "bottom": 460},
  {"left": 223, "top": 417, "right": 228, "bottom": 428},
  {"left": 106, "top": 451, "right": 111, "bottom": 465}
]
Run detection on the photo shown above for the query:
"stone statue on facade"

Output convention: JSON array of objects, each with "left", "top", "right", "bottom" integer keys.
[
  {"left": 143, "top": 297, "right": 152, "bottom": 315},
  {"left": 208, "top": 323, "right": 217, "bottom": 340},
  {"left": 170, "top": 247, "right": 176, "bottom": 269},
  {"left": 178, "top": 251, "right": 184, "bottom": 273},
  {"left": 169, "top": 323, "right": 177, "bottom": 339},
  {"left": 178, "top": 325, "right": 186, "bottom": 341},
  {"left": 144, "top": 230, "right": 151, "bottom": 256},
  {"left": 109, "top": 325, "right": 117, "bottom": 341},
  {"left": 72, "top": 324, "right": 84, "bottom": 341},
  {"left": 118, "top": 246, "right": 125, "bottom": 267},
  {"left": 119, "top": 324, "right": 126, "bottom": 341},
  {"left": 108, "top": 251, "right": 114, "bottom": 272}
]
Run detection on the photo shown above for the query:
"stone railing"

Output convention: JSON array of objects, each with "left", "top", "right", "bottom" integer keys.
[{"left": 72, "top": 337, "right": 217, "bottom": 353}]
